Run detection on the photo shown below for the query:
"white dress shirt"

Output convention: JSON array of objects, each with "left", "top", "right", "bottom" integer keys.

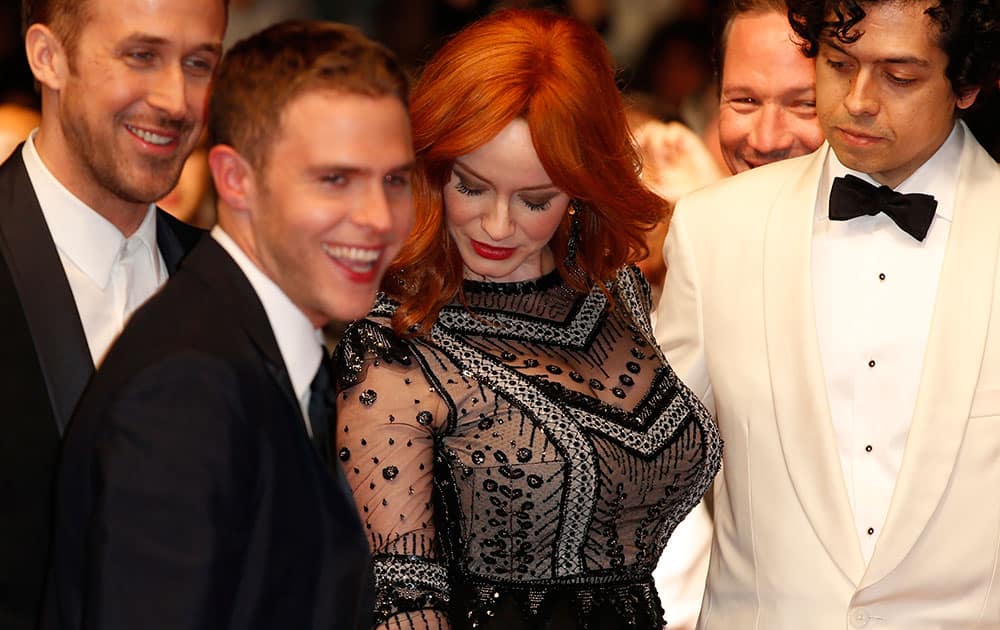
[
  {"left": 211, "top": 226, "right": 324, "bottom": 434},
  {"left": 812, "top": 122, "right": 964, "bottom": 563},
  {"left": 21, "top": 132, "right": 168, "bottom": 366}
]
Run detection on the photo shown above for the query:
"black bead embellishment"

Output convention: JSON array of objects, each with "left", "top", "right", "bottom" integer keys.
[
  {"left": 382, "top": 466, "right": 399, "bottom": 480},
  {"left": 462, "top": 270, "right": 561, "bottom": 295},
  {"left": 359, "top": 389, "right": 377, "bottom": 406},
  {"left": 339, "top": 447, "right": 351, "bottom": 462}
]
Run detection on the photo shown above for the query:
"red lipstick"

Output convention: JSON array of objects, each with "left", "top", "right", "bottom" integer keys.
[{"left": 471, "top": 240, "right": 515, "bottom": 260}]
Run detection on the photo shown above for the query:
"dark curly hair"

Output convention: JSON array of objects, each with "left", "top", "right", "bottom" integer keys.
[{"left": 786, "top": 0, "right": 1000, "bottom": 95}]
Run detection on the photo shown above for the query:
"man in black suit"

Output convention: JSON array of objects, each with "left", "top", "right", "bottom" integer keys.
[
  {"left": 48, "top": 20, "right": 415, "bottom": 630},
  {"left": 1, "top": 1, "right": 226, "bottom": 628}
]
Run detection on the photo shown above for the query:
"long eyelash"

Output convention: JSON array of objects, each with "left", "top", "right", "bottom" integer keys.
[
  {"left": 523, "top": 199, "right": 552, "bottom": 212},
  {"left": 455, "top": 181, "right": 483, "bottom": 196}
]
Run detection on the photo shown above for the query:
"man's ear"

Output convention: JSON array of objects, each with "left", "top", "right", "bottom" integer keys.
[
  {"left": 24, "top": 24, "right": 69, "bottom": 91},
  {"left": 956, "top": 86, "right": 981, "bottom": 110},
  {"left": 208, "top": 145, "right": 257, "bottom": 214}
]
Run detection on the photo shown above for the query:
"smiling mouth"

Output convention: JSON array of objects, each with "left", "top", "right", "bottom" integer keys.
[
  {"left": 321, "top": 243, "right": 382, "bottom": 274},
  {"left": 126, "top": 125, "right": 176, "bottom": 147}
]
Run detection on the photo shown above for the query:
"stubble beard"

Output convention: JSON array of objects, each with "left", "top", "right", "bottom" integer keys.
[{"left": 60, "top": 102, "right": 192, "bottom": 207}]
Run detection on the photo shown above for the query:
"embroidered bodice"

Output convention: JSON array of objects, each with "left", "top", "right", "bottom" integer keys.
[{"left": 334, "top": 267, "right": 721, "bottom": 630}]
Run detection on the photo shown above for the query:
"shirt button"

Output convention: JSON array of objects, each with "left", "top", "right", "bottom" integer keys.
[
  {"left": 867, "top": 527, "right": 875, "bottom": 535},
  {"left": 878, "top": 273, "right": 886, "bottom": 281},
  {"left": 865, "top": 445, "right": 873, "bottom": 452},
  {"left": 850, "top": 609, "right": 871, "bottom": 628},
  {"left": 868, "top": 360, "right": 876, "bottom": 368}
]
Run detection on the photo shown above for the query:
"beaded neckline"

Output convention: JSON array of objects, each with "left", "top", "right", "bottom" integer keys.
[{"left": 462, "top": 270, "right": 562, "bottom": 295}]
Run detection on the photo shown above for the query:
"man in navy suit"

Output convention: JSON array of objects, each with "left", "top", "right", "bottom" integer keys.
[
  {"left": 0, "top": 1, "right": 226, "bottom": 627},
  {"left": 48, "top": 20, "right": 415, "bottom": 630}
]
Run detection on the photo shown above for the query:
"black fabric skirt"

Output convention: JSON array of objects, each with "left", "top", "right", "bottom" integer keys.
[{"left": 450, "top": 573, "right": 666, "bottom": 630}]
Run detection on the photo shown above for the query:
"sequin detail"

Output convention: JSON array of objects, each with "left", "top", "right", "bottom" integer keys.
[{"left": 333, "top": 266, "right": 722, "bottom": 630}]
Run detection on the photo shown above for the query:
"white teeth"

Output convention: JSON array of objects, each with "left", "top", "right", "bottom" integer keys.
[
  {"left": 128, "top": 126, "right": 172, "bottom": 145},
  {"left": 321, "top": 243, "right": 381, "bottom": 271}
]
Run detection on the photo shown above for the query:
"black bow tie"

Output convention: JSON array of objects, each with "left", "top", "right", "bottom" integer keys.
[{"left": 828, "top": 174, "right": 938, "bottom": 241}]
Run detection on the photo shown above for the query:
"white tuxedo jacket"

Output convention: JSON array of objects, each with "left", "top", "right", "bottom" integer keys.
[{"left": 655, "top": 132, "right": 1000, "bottom": 630}]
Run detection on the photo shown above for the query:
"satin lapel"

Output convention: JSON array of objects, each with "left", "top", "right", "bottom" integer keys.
[
  {"left": 861, "top": 129, "right": 1000, "bottom": 588},
  {"left": 763, "top": 145, "right": 867, "bottom": 584},
  {"left": 0, "top": 150, "right": 93, "bottom": 434}
]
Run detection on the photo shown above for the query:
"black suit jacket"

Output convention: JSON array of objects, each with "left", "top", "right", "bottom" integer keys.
[
  {"left": 0, "top": 148, "right": 202, "bottom": 630},
  {"left": 48, "top": 237, "right": 375, "bottom": 630}
]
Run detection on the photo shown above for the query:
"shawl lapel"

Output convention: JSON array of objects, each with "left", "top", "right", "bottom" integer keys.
[
  {"left": 861, "top": 126, "right": 1000, "bottom": 588},
  {"left": 762, "top": 145, "right": 867, "bottom": 585}
]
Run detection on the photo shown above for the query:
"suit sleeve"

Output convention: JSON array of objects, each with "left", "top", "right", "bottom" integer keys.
[
  {"left": 82, "top": 353, "right": 253, "bottom": 630},
  {"left": 654, "top": 203, "right": 715, "bottom": 414},
  {"left": 652, "top": 201, "right": 717, "bottom": 630}
]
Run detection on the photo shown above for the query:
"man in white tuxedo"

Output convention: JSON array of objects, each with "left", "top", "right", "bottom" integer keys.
[
  {"left": 654, "top": 0, "right": 1000, "bottom": 627},
  {"left": 650, "top": 2, "right": 825, "bottom": 626}
]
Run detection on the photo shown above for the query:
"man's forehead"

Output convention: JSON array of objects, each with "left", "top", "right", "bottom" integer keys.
[
  {"left": 84, "top": 0, "right": 226, "bottom": 36},
  {"left": 269, "top": 91, "right": 412, "bottom": 169},
  {"left": 820, "top": 0, "right": 942, "bottom": 32},
  {"left": 823, "top": 0, "right": 937, "bottom": 12},
  {"left": 723, "top": 11, "right": 815, "bottom": 88}
]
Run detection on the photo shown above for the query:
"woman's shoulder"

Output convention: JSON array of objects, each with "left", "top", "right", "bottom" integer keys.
[
  {"left": 610, "top": 264, "right": 651, "bottom": 305},
  {"left": 613, "top": 264, "right": 649, "bottom": 292},
  {"left": 334, "top": 295, "right": 416, "bottom": 389},
  {"left": 607, "top": 264, "right": 655, "bottom": 329}
]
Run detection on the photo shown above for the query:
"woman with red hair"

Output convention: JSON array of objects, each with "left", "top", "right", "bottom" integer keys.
[{"left": 334, "top": 9, "right": 720, "bottom": 629}]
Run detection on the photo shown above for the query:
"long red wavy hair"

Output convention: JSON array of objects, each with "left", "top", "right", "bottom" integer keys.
[{"left": 385, "top": 8, "right": 666, "bottom": 335}]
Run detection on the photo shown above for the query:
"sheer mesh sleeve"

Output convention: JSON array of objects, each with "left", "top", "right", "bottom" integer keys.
[{"left": 335, "top": 320, "right": 452, "bottom": 630}]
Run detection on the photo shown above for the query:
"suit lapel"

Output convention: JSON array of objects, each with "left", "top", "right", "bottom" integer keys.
[
  {"left": 0, "top": 151, "right": 205, "bottom": 434},
  {"left": 0, "top": 150, "right": 93, "bottom": 434},
  {"left": 188, "top": 238, "right": 337, "bottom": 484},
  {"left": 155, "top": 208, "right": 203, "bottom": 273},
  {"left": 861, "top": 127, "right": 1000, "bottom": 588},
  {"left": 763, "top": 145, "right": 867, "bottom": 584},
  {"left": 186, "top": 238, "right": 302, "bottom": 417}
]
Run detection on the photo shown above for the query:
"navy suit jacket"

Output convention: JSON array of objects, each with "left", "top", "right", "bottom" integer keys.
[
  {"left": 0, "top": 147, "right": 202, "bottom": 630},
  {"left": 48, "top": 237, "right": 375, "bottom": 630}
]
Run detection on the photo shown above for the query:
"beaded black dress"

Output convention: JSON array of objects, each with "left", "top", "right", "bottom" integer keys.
[{"left": 334, "top": 266, "right": 721, "bottom": 630}]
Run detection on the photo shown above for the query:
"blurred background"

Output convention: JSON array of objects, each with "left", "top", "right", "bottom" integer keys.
[{"left": 2, "top": 0, "right": 997, "bottom": 227}]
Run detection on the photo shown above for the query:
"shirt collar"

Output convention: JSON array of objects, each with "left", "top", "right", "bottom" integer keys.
[
  {"left": 210, "top": 225, "right": 323, "bottom": 405},
  {"left": 21, "top": 130, "right": 159, "bottom": 288},
  {"left": 822, "top": 120, "right": 965, "bottom": 223}
]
